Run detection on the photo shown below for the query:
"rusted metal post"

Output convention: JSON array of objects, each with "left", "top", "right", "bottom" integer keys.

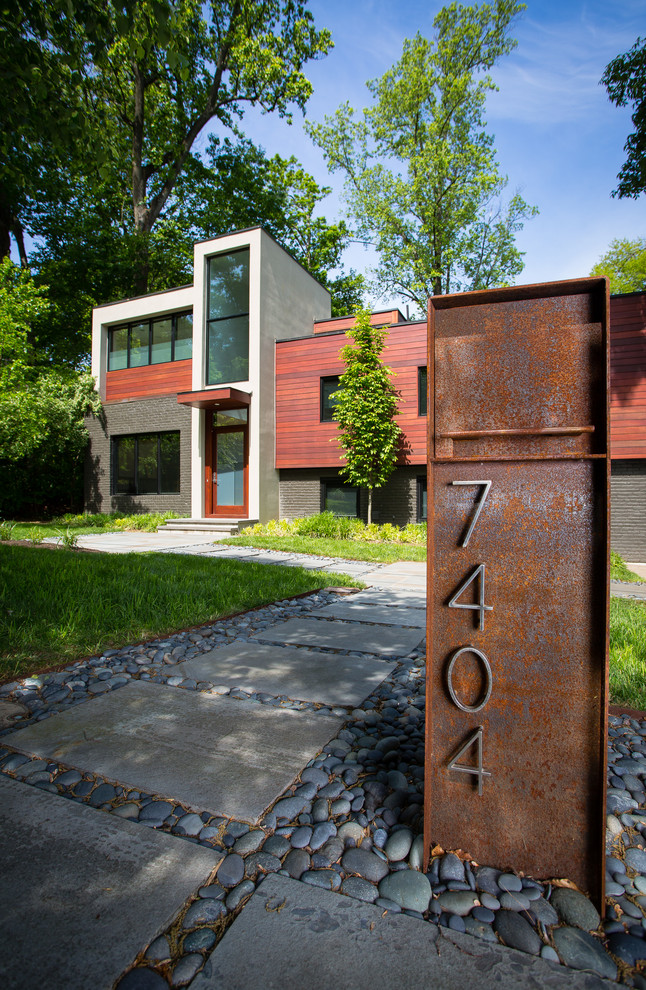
[{"left": 424, "top": 279, "right": 610, "bottom": 910}]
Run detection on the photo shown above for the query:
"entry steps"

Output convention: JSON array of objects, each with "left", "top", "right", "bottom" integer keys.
[{"left": 157, "top": 518, "right": 257, "bottom": 537}]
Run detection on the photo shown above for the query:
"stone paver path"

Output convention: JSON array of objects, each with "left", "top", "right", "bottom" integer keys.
[
  {"left": 191, "top": 875, "right": 616, "bottom": 990},
  {"left": 251, "top": 616, "right": 425, "bottom": 657},
  {"left": 0, "top": 774, "right": 221, "bottom": 990},
  {"left": 3, "top": 681, "right": 343, "bottom": 823},
  {"left": 167, "top": 642, "right": 391, "bottom": 708}
]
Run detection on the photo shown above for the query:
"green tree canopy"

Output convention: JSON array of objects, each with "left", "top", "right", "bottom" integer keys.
[
  {"left": 308, "top": 0, "right": 537, "bottom": 312},
  {"left": 2, "top": 0, "right": 333, "bottom": 292},
  {"left": 602, "top": 36, "right": 646, "bottom": 199},
  {"left": 333, "top": 310, "right": 402, "bottom": 525},
  {"left": 0, "top": 260, "right": 101, "bottom": 516},
  {"left": 590, "top": 237, "right": 646, "bottom": 293}
]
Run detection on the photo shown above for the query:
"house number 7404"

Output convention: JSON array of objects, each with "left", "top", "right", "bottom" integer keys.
[{"left": 445, "top": 480, "right": 493, "bottom": 795}]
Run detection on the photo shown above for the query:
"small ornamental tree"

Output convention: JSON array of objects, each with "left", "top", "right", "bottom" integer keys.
[{"left": 333, "top": 309, "right": 402, "bottom": 525}]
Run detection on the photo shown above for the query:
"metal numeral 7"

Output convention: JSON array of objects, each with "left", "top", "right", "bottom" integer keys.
[{"left": 451, "top": 480, "right": 492, "bottom": 547}]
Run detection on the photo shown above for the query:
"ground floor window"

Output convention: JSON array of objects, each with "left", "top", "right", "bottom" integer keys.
[
  {"left": 321, "top": 478, "right": 359, "bottom": 517},
  {"left": 417, "top": 475, "right": 427, "bottom": 522},
  {"left": 112, "top": 432, "right": 180, "bottom": 495}
]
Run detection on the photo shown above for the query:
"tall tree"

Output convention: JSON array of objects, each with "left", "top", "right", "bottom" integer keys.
[
  {"left": 590, "top": 237, "right": 646, "bottom": 293},
  {"left": 308, "top": 1, "right": 537, "bottom": 311},
  {"left": 333, "top": 310, "right": 402, "bottom": 525},
  {"left": 602, "top": 37, "right": 646, "bottom": 199},
  {"left": 91, "top": 0, "right": 332, "bottom": 293},
  {"left": 2, "top": 0, "right": 332, "bottom": 294}
]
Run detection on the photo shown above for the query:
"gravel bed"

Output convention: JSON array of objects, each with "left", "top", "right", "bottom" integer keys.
[{"left": 2, "top": 591, "right": 646, "bottom": 987}]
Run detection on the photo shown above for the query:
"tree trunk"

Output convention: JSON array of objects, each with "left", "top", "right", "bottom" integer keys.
[{"left": 367, "top": 488, "right": 372, "bottom": 526}]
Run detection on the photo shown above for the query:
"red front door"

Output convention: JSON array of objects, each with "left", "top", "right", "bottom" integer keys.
[{"left": 205, "top": 409, "right": 248, "bottom": 517}]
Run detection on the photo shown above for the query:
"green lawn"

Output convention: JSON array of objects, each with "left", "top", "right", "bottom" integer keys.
[
  {"left": 0, "top": 545, "right": 360, "bottom": 683},
  {"left": 609, "top": 597, "right": 646, "bottom": 710},
  {"left": 0, "top": 511, "right": 179, "bottom": 542},
  {"left": 221, "top": 533, "right": 426, "bottom": 563},
  {"left": 611, "top": 549, "right": 646, "bottom": 584}
]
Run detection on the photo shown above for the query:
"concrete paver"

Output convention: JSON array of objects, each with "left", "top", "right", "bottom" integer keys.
[
  {"left": 312, "top": 601, "right": 426, "bottom": 627},
  {"left": 349, "top": 588, "right": 427, "bottom": 609},
  {"left": 0, "top": 775, "right": 221, "bottom": 990},
  {"left": 168, "top": 642, "right": 390, "bottom": 707},
  {"left": 191, "top": 875, "right": 614, "bottom": 990},
  {"left": 251, "top": 616, "right": 424, "bottom": 657},
  {"left": 3, "top": 681, "right": 343, "bottom": 823},
  {"left": 360, "top": 561, "right": 426, "bottom": 591},
  {"left": 46, "top": 531, "right": 217, "bottom": 554}
]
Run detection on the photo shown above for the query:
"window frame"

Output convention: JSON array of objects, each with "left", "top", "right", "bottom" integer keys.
[
  {"left": 107, "top": 311, "right": 193, "bottom": 371},
  {"left": 206, "top": 248, "right": 250, "bottom": 386},
  {"left": 320, "top": 477, "right": 360, "bottom": 518},
  {"left": 111, "top": 431, "right": 181, "bottom": 496},
  {"left": 418, "top": 366, "right": 428, "bottom": 417},
  {"left": 416, "top": 474, "right": 427, "bottom": 523},
  {"left": 320, "top": 375, "right": 341, "bottom": 422}
]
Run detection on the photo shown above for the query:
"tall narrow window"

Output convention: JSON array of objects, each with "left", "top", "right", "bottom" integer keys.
[
  {"left": 207, "top": 249, "right": 250, "bottom": 385},
  {"left": 418, "top": 366, "right": 428, "bottom": 416},
  {"left": 320, "top": 376, "right": 341, "bottom": 422}
]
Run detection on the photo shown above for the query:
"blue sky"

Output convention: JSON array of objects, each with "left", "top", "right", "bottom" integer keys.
[{"left": 232, "top": 0, "right": 645, "bottom": 310}]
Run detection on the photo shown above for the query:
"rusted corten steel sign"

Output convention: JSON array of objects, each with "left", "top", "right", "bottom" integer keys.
[{"left": 424, "top": 278, "right": 610, "bottom": 909}]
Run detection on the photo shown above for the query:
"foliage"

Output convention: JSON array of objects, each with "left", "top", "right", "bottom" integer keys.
[
  {"left": 2, "top": 0, "right": 333, "bottom": 292},
  {"left": 332, "top": 310, "right": 402, "bottom": 524},
  {"left": 0, "top": 260, "right": 102, "bottom": 517},
  {"left": 602, "top": 36, "right": 646, "bottom": 199},
  {"left": 308, "top": 1, "right": 537, "bottom": 311},
  {"left": 57, "top": 528, "right": 80, "bottom": 550},
  {"left": 0, "top": 545, "right": 359, "bottom": 680},
  {"left": 241, "top": 512, "right": 426, "bottom": 545},
  {"left": 610, "top": 598, "right": 646, "bottom": 709},
  {"left": 590, "top": 238, "right": 646, "bottom": 294},
  {"left": 611, "top": 549, "right": 646, "bottom": 584}
]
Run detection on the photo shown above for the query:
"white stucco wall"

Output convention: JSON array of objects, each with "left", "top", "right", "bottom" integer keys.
[{"left": 190, "top": 229, "right": 331, "bottom": 521}]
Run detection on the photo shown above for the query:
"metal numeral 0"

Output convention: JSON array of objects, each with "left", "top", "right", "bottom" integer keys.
[
  {"left": 448, "top": 564, "right": 493, "bottom": 631},
  {"left": 451, "top": 480, "right": 491, "bottom": 547},
  {"left": 446, "top": 646, "right": 493, "bottom": 712},
  {"left": 447, "top": 727, "right": 492, "bottom": 796}
]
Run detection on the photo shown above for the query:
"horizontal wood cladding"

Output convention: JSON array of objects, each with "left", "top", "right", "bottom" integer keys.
[
  {"left": 276, "top": 322, "right": 427, "bottom": 468},
  {"left": 105, "top": 360, "right": 192, "bottom": 402},
  {"left": 312, "top": 309, "right": 405, "bottom": 334},
  {"left": 610, "top": 295, "right": 646, "bottom": 459}
]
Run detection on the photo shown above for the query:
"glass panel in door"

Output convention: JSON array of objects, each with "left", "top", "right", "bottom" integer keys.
[{"left": 215, "top": 429, "right": 245, "bottom": 510}]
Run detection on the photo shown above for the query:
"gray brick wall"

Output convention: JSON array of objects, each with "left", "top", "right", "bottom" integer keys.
[
  {"left": 611, "top": 460, "right": 646, "bottom": 561},
  {"left": 279, "top": 466, "right": 424, "bottom": 526},
  {"left": 85, "top": 396, "right": 192, "bottom": 516}
]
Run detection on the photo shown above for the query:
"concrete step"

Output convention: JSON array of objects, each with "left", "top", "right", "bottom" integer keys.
[{"left": 158, "top": 518, "right": 257, "bottom": 536}]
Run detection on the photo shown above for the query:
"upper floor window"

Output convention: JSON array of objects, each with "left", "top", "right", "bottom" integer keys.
[
  {"left": 418, "top": 366, "right": 427, "bottom": 416},
  {"left": 320, "top": 376, "right": 341, "bottom": 422},
  {"left": 108, "top": 312, "right": 193, "bottom": 371},
  {"left": 207, "top": 249, "right": 249, "bottom": 385}
]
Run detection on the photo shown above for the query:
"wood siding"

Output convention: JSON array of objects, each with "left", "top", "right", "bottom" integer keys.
[
  {"left": 105, "top": 359, "right": 192, "bottom": 403},
  {"left": 275, "top": 323, "right": 427, "bottom": 468},
  {"left": 312, "top": 309, "right": 405, "bottom": 334},
  {"left": 610, "top": 294, "right": 646, "bottom": 459}
]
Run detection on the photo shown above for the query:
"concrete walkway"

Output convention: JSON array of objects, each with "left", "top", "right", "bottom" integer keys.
[{"left": 1, "top": 536, "right": 635, "bottom": 988}]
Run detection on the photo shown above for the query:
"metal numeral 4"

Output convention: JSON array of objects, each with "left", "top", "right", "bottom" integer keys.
[
  {"left": 447, "top": 726, "right": 492, "bottom": 796},
  {"left": 448, "top": 564, "right": 493, "bottom": 631}
]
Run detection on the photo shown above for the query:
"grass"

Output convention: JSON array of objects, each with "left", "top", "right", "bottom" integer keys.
[
  {"left": 0, "top": 545, "right": 361, "bottom": 683},
  {"left": 611, "top": 549, "right": 646, "bottom": 584},
  {"left": 0, "top": 511, "right": 180, "bottom": 541},
  {"left": 222, "top": 512, "right": 427, "bottom": 563},
  {"left": 222, "top": 532, "right": 426, "bottom": 562},
  {"left": 610, "top": 597, "right": 646, "bottom": 709}
]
